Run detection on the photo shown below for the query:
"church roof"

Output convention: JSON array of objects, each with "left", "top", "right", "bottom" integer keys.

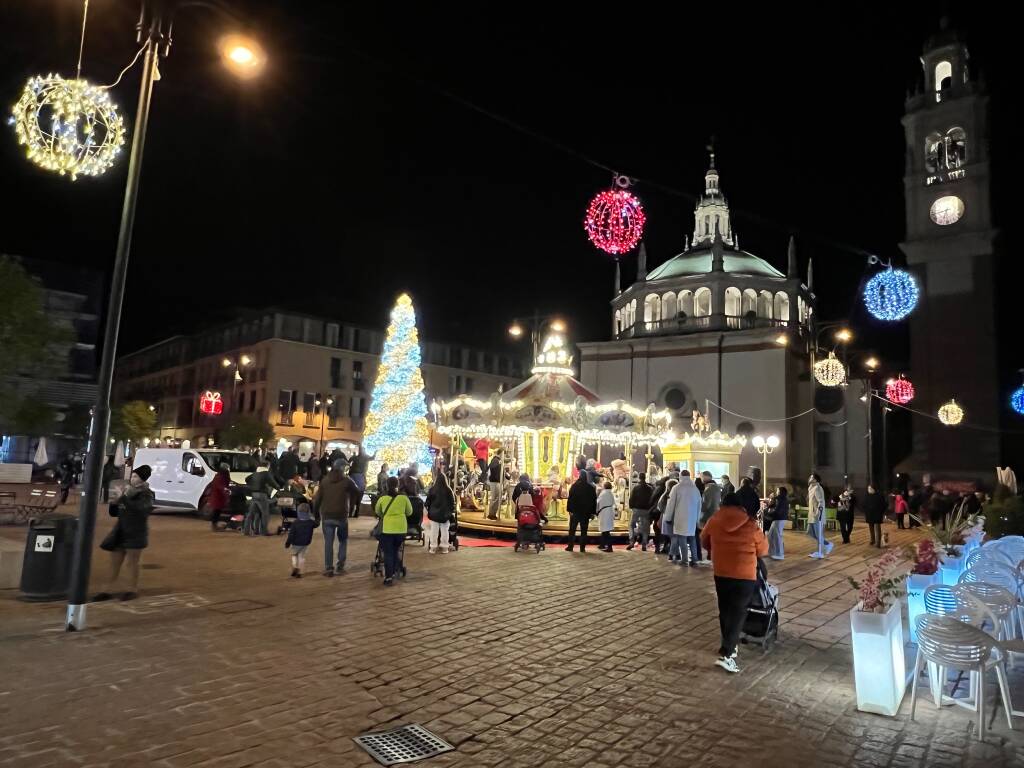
[{"left": 645, "top": 248, "right": 785, "bottom": 281}]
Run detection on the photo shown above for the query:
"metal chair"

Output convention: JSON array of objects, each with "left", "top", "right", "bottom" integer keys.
[
  {"left": 910, "top": 615, "right": 1014, "bottom": 739},
  {"left": 992, "top": 538, "right": 1024, "bottom": 571},
  {"left": 952, "top": 582, "right": 1019, "bottom": 642},
  {"left": 960, "top": 562, "right": 1022, "bottom": 598}
]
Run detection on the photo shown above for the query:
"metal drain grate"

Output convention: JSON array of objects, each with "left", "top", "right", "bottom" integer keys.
[{"left": 354, "top": 724, "right": 454, "bottom": 765}]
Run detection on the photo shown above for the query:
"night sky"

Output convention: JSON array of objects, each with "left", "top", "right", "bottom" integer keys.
[{"left": 0, "top": 2, "right": 1014, "bottom": 364}]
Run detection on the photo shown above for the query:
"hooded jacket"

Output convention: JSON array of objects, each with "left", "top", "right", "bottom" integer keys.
[
  {"left": 313, "top": 469, "right": 361, "bottom": 521},
  {"left": 700, "top": 480, "right": 721, "bottom": 526},
  {"left": 700, "top": 505, "right": 768, "bottom": 581},
  {"left": 667, "top": 476, "right": 702, "bottom": 536}
]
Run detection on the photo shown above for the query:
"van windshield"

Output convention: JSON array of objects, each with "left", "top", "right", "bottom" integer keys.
[{"left": 198, "top": 451, "right": 258, "bottom": 475}]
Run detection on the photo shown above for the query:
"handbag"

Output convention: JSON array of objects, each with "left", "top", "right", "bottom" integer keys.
[
  {"left": 370, "top": 496, "right": 396, "bottom": 539},
  {"left": 100, "top": 522, "right": 123, "bottom": 551}
]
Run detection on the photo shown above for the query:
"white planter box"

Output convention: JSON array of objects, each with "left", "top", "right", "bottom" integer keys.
[
  {"left": 905, "top": 572, "right": 941, "bottom": 643},
  {"left": 850, "top": 601, "right": 906, "bottom": 716},
  {"left": 939, "top": 551, "right": 964, "bottom": 586}
]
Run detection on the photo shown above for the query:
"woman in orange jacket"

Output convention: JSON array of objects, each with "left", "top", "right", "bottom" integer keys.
[{"left": 700, "top": 492, "right": 769, "bottom": 674}]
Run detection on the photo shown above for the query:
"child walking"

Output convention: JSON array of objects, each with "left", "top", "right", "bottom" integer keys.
[{"left": 285, "top": 503, "right": 319, "bottom": 578}]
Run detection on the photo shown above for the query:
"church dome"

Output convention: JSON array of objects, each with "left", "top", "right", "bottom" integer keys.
[{"left": 645, "top": 248, "right": 784, "bottom": 280}]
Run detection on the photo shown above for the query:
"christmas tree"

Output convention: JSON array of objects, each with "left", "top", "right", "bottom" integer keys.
[{"left": 363, "top": 293, "right": 432, "bottom": 475}]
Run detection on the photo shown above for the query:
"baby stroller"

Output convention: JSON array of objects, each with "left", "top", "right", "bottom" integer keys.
[
  {"left": 273, "top": 493, "right": 299, "bottom": 536},
  {"left": 513, "top": 505, "right": 545, "bottom": 553},
  {"left": 222, "top": 485, "right": 249, "bottom": 531},
  {"left": 406, "top": 496, "right": 426, "bottom": 546},
  {"left": 370, "top": 536, "right": 407, "bottom": 579},
  {"left": 740, "top": 558, "right": 780, "bottom": 651}
]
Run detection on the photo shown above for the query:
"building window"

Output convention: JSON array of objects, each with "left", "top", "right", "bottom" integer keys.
[
  {"left": 350, "top": 396, "right": 366, "bottom": 422},
  {"left": 352, "top": 360, "right": 365, "bottom": 391},
  {"left": 694, "top": 287, "right": 712, "bottom": 317},
  {"left": 816, "top": 428, "right": 832, "bottom": 468},
  {"left": 742, "top": 288, "right": 758, "bottom": 316},
  {"left": 327, "top": 398, "right": 339, "bottom": 428},
  {"left": 277, "top": 389, "right": 295, "bottom": 425},
  {"left": 465, "top": 377, "right": 474, "bottom": 394},
  {"left": 330, "top": 357, "right": 342, "bottom": 389},
  {"left": 935, "top": 60, "right": 952, "bottom": 92},
  {"left": 758, "top": 290, "right": 773, "bottom": 319},
  {"left": 449, "top": 375, "right": 462, "bottom": 395},
  {"left": 678, "top": 290, "right": 694, "bottom": 318},
  {"left": 248, "top": 390, "right": 257, "bottom": 412},
  {"left": 303, "top": 392, "right": 317, "bottom": 426},
  {"left": 774, "top": 292, "right": 790, "bottom": 322},
  {"left": 326, "top": 323, "right": 340, "bottom": 347},
  {"left": 643, "top": 294, "right": 661, "bottom": 327},
  {"left": 724, "top": 287, "right": 741, "bottom": 316}
]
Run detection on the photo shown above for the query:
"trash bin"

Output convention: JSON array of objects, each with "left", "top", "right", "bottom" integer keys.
[{"left": 20, "top": 514, "right": 77, "bottom": 601}]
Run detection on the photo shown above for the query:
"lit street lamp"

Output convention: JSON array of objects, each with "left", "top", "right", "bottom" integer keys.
[
  {"left": 65, "top": 0, "right": 265, "bottom": 632},
  {"left": 508, "top": 312, "right": 567, "bottom": 361},
  {"left": 316, "top": 394, "right": 335, "bottom": 456},
  {"left": 751, "top": 434, "right": 780, "bottom": 493}
]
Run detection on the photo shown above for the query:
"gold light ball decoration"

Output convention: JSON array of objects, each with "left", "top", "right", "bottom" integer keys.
[
  {"left": 938, "top": 398, "right": 964, "bottom": 426},
  {"left": 813, "top": 351, "right": 847, "bottom": 388},
  {"left": 10, "top": 75, "right": 126, "bottom": 180}
]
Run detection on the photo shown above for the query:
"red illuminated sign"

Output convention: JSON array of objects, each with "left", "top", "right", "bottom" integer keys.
[{"left": 199, "top": 391, "right": 223, "bottom": 415}]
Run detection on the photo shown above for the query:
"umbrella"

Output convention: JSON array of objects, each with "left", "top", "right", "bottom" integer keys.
[
  {"left": 114, "top": 441, "right": 125, "bottom": 467},
  {"left": 33, "top": 437, "right": 48, "bottom": 466}
]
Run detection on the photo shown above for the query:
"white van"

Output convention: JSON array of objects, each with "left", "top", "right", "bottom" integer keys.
[{"left": 132, "top": 448, "right": 259, "bottom": 511}]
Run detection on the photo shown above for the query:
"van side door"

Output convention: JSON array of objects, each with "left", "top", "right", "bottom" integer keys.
[{"left": 181, "top": 452, "right": 209, "bottom": 510}]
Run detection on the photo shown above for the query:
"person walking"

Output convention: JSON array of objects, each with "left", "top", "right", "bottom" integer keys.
[
  {"left": 701, "top": 492, "right": 769, "bottom": 673},
  {"left": 657, "top": 478, "right": 679, "bottom": 555},
  {"left": 807, "top": 473, "right": 832, "bottom": 559},
  {"left": 425, "top": 472, "right": 456, "bottom": 553},
  {"left": 893, "top": 492, "right": 909, "bottom": 530},
  {"left": 204, "top": 463, "right": 232, "bottom": 531},
  {"left": 486, "top": 452, "right": 503, "bottom": 520},
  {"left": 58, "top": 454, "right": 75, "bottom": 505},
  {"left": 94, "top": 464, "right": 154, "bottom": 602},
  {"left": 313, "top": 458, "right": 361, "bottom": 576},
  {"left": 765, "top": 486, "right": 788, "bottom": 560},
  {"left": 285, "top": 502, "right": 319, "bottom": 578},
  {"left": 244, "top": 458, "right": 280, "bottom": 535},
  {"left": 836, "top": 486, "right": 856, "bottom": 543},
  {"left": 101, "top": 455, "right": 117, "bottom": 503},
  {"left": 648, "top": 477, "right": 669, "bottom": 554},
  {"left": 565, "top": 473, "right": 597, "bottom": 552},
  {"left": 596, "top": 481, "right": 617, "bottom": 552},
  {"left": 375, "top": 476, "right": 413, "bottom": 585},
  {"left": 348, "top": 448, "right": 369, "bottom": 516},
  {"left": 626, "top": 472, "right": 654, "bottom": 551},
  {"left": 698, "top": 471, "right": 721, "bottom": 564},
  {"left": 666, "top": 470, "right": 702, "bottom": 565},
  {"left": 863, "top": 484, "right": 885, "bottom": 548}
]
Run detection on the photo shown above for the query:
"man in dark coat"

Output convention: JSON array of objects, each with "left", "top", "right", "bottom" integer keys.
[
  {"left": 565, "top": 475, "right": 597, "bottom": 552},
  {"left": 626, "top": 473, "right": 654, "bottom": 550},
  {"left": 313, "top": 459, "right": 361, "bottom": 576},
  {"left": 736, "top": 477, "right": 762, "bottom": 520}
]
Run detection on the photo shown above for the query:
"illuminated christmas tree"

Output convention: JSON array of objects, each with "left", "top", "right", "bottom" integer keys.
[{"left": 363, "top": 293, "right": 432, "bottom": 475}]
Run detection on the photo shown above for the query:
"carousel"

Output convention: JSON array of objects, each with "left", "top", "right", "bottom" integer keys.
[{"left": 432, "top": 332, "right": 674, "bottom": 535}]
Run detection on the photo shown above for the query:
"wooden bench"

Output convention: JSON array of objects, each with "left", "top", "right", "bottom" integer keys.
[{"left": 0, "top": 493, "right": 60, "bottom": 525}]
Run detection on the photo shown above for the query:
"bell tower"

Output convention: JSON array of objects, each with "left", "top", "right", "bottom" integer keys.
[{"left": 900, "top": 18, "right": 1000, "bottom": 478}]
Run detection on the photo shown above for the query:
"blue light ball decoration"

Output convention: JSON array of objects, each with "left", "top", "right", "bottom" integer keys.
[
  {"left": 863, "top": 267, "right": 919, "bottom": 321},
  {"left": 1011, "top": 387, "right": 1024, "bottom": 415}
]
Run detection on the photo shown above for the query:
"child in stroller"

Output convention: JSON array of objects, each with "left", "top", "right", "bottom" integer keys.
[
  {"left": 403, "top": 475, "right": 426, "bottom": 545},
  {"left": 514, "top": 488, "right": 547, "bottom": 552},
  {"left": 740, "top": 558, "right": 780, "bottom": 651}
]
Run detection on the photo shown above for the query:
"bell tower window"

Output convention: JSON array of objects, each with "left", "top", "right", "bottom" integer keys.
[{"left": 935, "top": 60, "right": 952, "bottom": 93}]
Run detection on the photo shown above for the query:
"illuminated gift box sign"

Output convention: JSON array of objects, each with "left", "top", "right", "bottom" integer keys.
[{"left": 199, "top": 391, "right": 223, "bottom": 415}]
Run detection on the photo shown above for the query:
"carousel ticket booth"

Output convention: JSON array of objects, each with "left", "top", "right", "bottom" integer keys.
[
  {"left": 433, "top": 332, "right": 673, "bottom": 535},
  {"left": 659, "top": 431, "right": 747, "bottom": 485}
]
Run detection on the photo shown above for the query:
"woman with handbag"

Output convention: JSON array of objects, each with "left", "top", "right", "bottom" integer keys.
[{"left": 94, "top": 464, "right": 154, "bottom": 602}]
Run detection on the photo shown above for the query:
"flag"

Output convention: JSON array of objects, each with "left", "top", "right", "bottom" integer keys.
[{"left": 459, "top": 436, "right": 474, "bottom": 461}]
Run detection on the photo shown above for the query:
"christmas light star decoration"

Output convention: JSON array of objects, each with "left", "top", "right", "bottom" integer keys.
[
  {"left": 938, "top": 398, "right": 964, "bottom": 426},
  {"left": 10, "top": 74, "right": 126, "bottom": 180},
  {"left": 863, "top": 266, "right": 919, "bottom": 321},
  {"left": 584, "top": 187, "right": 646, "bottom": 255},
  {"left": 362, "top": 293, "right": 433, "bottom": 474},
  {"left": 885, "top": 376, "right": 915, "bottom": 405},
  {"left": 813, "top": 351, "right": 847, "bottom": 387}
]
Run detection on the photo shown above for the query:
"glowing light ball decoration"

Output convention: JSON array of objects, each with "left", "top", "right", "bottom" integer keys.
[
  {"left": 813, "top": 351, "right": 847, "bottom": 387},
  {"left": 10, "top": 75, "right": 126, "bottom": 180},
  {"left": 1011, "top": 387, "right": 1024, "bottom": 416},
  {"left": 583, "top": 187, "right": 646, "bottom": 255},
  {"left": 863, "top": 267, "right": 919, "bottom": 321},
  {"left": 938, "top": 398, "right": 964, "bottom": 426},
  {"left": 885, "top": 376, "right": 915, "bottom": 405},
  {"left": 362, "top": 293, "right": 433, "bottom": 475}
]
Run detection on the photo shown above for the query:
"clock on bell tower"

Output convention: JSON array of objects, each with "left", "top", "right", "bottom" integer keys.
[{"left": 899, "top": 17, "right": 1001, "bottom": 479}]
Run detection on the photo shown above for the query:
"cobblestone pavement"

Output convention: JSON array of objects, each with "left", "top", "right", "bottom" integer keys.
[{"left": 1, "top": 512, "right": 1023, "bottom": 767}]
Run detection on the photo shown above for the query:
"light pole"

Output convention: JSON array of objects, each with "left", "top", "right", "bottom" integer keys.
[
  {"left": 509, "top": 313, "right": 567, "bottom": 362},
  {"left": 222, "top": 354, "right": 252, "bottom": 407},
  {"left": 751, "top": 435, "right": 780, "bottom": 494},
  {"left": 316, "top": 394, "right": 335, "bottom": 456},
  {"left": 65, "top": 0, "right": 264, "bottom": 631},
  {"left": 794, "top": 322, "right": 853, "bottom": 472}
]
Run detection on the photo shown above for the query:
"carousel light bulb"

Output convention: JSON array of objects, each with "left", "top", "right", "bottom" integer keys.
[{"left": 814, "top": 351, "right": 847, "bottom": 387}]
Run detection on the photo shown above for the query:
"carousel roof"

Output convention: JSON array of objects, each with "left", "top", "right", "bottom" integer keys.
[{"left": 502, "top": 370, "right": 600, "bottom": 404}]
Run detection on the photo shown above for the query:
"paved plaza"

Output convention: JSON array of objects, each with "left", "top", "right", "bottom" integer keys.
[{"left": 1, "top": 511, "right": 1023, "bottom": 768}]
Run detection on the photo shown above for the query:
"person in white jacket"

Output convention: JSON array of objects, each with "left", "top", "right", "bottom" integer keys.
[
  {"left": 597, "top": 482, "right": 617, "bottom": 552},
  {"left": 807, "top": 473, "right": 832, "bottom": 559},
  {"left": 666, "top": 470, "right": 703, "bottom": 565}
]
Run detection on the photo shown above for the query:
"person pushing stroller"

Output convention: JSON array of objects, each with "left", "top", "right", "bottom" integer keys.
[{"left": 514, "top": 474, "right": 547, "bottom": 551}]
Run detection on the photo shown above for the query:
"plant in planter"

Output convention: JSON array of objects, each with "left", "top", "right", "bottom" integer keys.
[
  {"left": 925, "top": 504, "right": 980, "bottom": 584},
  {"left": 904, "top": 539, "right": 941, "bottom": 643},
  {"left": 849, "top": 549, "right": 909, "bottom": 716}
]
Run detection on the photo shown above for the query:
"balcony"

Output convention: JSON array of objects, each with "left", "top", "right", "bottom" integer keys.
[
  {"left": 278, "top": 412, "right": 294, "bottom": 426},
  {"left": 616, "top": 314, "right": 789, "bottom": 339}
]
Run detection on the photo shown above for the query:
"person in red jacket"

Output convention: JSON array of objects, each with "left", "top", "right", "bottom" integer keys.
[
  {"left": 203, "top": 464, "right": 232, "bottom": 530},
  {"left": 700, "top": 492, "right": 769, "bottom": 674}
]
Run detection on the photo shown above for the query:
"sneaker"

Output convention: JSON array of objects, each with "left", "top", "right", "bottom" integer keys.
[
  {"left": 92, "top": 592, "right": 112, "bottom": 602},
  {"left": 290, "top": 568, "right": 299, "bottom": 578},
  {"left": 715, "top": 656, "right": 741, "bottom": 673},
  {"left": 565, "top": 546, "right": 574, "bottom": 552},
  {"left": 335, "top": 566, "right": 345, "bottom": 575},
  {"left": 383, "top": 577, "right": 394, "bottom": 586},
  {"left": 698, "top": 559, "right": 712, "bottom": 566},
  {"left": 295, "top": 572, "right": 303, "bottom": 578},
  {"left": 323, "top": 569, "right": 335, "bottom": 577},
  {"left": 729, "top": 648, "right": 738, "bottom": 659},
  {"left": 626, "top": 544, "right": 634, "bottom": 551},
  {"left": 428, "top": 548, "right": 436, "bottom": 554},
  {"left": 641, "top": 546, "right": 648, "bottom": 552}
]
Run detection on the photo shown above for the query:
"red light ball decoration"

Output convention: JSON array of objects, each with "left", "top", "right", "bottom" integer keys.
[
  {"left": 584, "top": 188, "right": 646, "bottom": 255},
  {"left": 885, "top": 377, "right": 915, "bottom": 405}
]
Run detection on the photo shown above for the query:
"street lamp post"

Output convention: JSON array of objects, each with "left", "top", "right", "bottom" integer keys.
[
  {"left": 316, "top": 394, "right": 335, "bottom": 456},
  {"left": 751, "top": 435, "right": 780, "bottom": 494},
  {"left": 65, "top": 0, "right": 263, "bottom": 632},
  {"left": 805, "top": 322, "right": 853, "bottom": 473},
  {"left": 508, "top": 312, "right": 566, "bottom": 362},
  {"left": 222, "top": 354, "right": 252, "bottom": 407}
]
